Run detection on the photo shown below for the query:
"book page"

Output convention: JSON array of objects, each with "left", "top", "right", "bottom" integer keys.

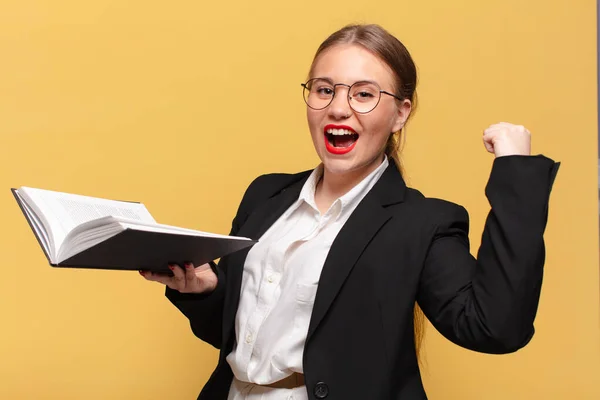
[
  {"left": 14, "top": 190, "right": 52, "bottom": 260},
  {"left": 19, "top": 187, "right": 156, "bottom": 253},
  {"left": 118, "top": 218, "right": 252, "bottom": 239}
]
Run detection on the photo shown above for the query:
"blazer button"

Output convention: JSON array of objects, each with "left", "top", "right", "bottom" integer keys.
[{"left": 314, "top": 381, "right": 329, "bottom": 399}]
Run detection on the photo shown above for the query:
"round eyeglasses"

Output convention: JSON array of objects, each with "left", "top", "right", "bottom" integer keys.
[{"left": 301, "top": 78, "right": 403, "bottom": 114}]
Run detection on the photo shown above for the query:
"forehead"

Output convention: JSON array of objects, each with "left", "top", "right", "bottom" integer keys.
[{"left": 311, "top": 44, "right": 395, "bottom": 88}]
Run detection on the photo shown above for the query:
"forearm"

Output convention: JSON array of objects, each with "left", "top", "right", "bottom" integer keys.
[
  {"left": 420, "top": 155, "right": 560, "bottom": 353},
  {"left": 472, "top": 155, "right": 558, "bottom": 342}
]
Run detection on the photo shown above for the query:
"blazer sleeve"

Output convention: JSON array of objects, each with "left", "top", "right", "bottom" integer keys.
[
  {"left": 164, "top": 175, "right": 267, "bottom": 349},
  {"left": 417, "top": 155, "right": 560, "bottom": 354}
]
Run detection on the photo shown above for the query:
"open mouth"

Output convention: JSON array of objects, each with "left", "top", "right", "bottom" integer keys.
[{"left": 324, "top": 125, "right": 359, "bottom": 155}]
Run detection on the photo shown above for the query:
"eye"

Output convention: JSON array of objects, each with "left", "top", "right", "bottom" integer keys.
[
  {"left": 316, "top": 87, "right": 334, "bottom": 96},
  {"left": 355, "top": 91, "right": 374, "bottom": 98},
  {"left": 350, "top": 82, "right": 380, "bottom": 102}
]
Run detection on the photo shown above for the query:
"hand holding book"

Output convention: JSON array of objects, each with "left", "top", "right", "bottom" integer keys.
[{"left": 140, "top": 262, "right": 218, "bottom": 294}]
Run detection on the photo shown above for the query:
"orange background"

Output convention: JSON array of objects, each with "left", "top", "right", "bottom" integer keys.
[{"left": 0, "top": 0, "right": 598, "bottom": 398}]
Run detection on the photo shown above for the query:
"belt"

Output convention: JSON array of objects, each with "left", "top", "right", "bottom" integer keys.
[{"left": 263, "top": 373, "right": 305, "bottom": 389}]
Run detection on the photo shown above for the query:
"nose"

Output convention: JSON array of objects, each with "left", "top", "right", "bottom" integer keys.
[{"left": 328, "top": 85, "right": 353, "bottom": 120}]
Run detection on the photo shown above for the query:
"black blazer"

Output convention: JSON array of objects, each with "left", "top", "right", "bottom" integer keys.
[{"left": 167, "top": 155, "right": 559, "bottom": 400}]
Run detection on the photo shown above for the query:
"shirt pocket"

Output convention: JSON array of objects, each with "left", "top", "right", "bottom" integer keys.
[{"left": 294, "top": 282, "right": 318, "bottom": 331}]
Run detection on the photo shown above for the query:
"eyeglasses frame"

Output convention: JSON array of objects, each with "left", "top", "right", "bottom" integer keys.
[{"left": 301, "top": 78, "right": 404, "bottom": 114}]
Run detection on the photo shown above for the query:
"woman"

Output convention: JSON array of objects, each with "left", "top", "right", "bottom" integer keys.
[{"left": 141, "top": 24, "right": 559, "bottom": 400}]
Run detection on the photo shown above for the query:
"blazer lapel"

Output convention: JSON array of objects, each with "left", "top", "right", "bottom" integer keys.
[{"left": 306, "top": 161, "right": 407, "bottom": 343}]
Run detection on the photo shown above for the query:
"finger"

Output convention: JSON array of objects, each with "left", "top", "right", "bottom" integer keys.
[
  {"left": 140, "top": 270, "right": 162, "bottom": 281},
  {"left": 184, "top": 262, "right": 196, "bottom": 283},
  {"left": 484, "top": 123, "right": 504, "bottom": 131},
  {"left": 485, "top": 121, "right": 521, "bottom": 131},
  {"left": 196, "top": 263, "right": 212, "bottom": 272},
  {"left": 488, "top": 122, "right": 527, "bottom": 132},
  {"left": 485, "top": 125, "right": 530, "bottom": 140},
  {"left": 170, "top": 264, "right": 187, "bottom": 290},
  {"left": 482, "top": 131, "right": 496, "bottom": 153},
  {"left": 483, "top": 126, "right": 505, "bottom": 135},
  {"left": 482, "top": 136, "right": 495, "bottom": 153},
  {"left": 140, "top": 270, "right": 177, "bottom": 288},
  {"left": 482, "top": 129, "right": 497, "bottom": 141},
  {"left": 183, "top": 262, "right": 201, "bottom": 292}
]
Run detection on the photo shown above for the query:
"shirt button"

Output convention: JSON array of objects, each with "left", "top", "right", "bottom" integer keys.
[
  {"left": 314, "top": 382, "right": 329, "bottom": 398},
  {"left": 267, "top": 275, "right": 274, "bottom": 283},
  {"left": 245, "top": 333, "right": 253, "bottom": 343}
]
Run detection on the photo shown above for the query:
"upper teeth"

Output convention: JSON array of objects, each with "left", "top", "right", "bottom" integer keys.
[{"left": 327, "top": 128, "right": 355, "bottom": 135}]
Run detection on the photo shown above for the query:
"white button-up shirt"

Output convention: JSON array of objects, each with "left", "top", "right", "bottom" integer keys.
[{"left": 227, "top": 156, "right": 389, "bottom": 400}]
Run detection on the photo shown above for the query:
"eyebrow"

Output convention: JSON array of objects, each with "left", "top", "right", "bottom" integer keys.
[{"left": 313, "top": 77, "right": 382, "bottom": 87}]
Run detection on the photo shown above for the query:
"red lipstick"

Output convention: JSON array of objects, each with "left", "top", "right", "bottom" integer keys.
[{"left": 323, "top": 124, "right": 358, "bottom": 155}]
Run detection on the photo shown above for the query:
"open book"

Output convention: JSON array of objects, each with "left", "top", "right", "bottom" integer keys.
[{"left": 12, "top": 186, "right": 256, "bottom": 273}]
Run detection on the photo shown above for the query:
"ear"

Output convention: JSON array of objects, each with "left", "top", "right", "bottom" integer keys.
[{"left": 391, "top": 99, "right": 412, "bottom": 133}]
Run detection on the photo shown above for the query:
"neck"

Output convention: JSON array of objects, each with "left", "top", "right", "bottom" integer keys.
[{"left": 314, "top": 154, "right": 385, "bottom": 214}]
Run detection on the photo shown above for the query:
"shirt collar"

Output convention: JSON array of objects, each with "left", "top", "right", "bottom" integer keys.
[
  {"left": 298, "top": 155, "right": 389, "bottom": 216},
  {"left": 298, "top": 164, "right": 323, "bottom": 212}
]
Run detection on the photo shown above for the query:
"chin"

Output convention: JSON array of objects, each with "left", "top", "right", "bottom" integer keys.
[{"left": 321, "top": 157, "right": 361, "bottom": 175}]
